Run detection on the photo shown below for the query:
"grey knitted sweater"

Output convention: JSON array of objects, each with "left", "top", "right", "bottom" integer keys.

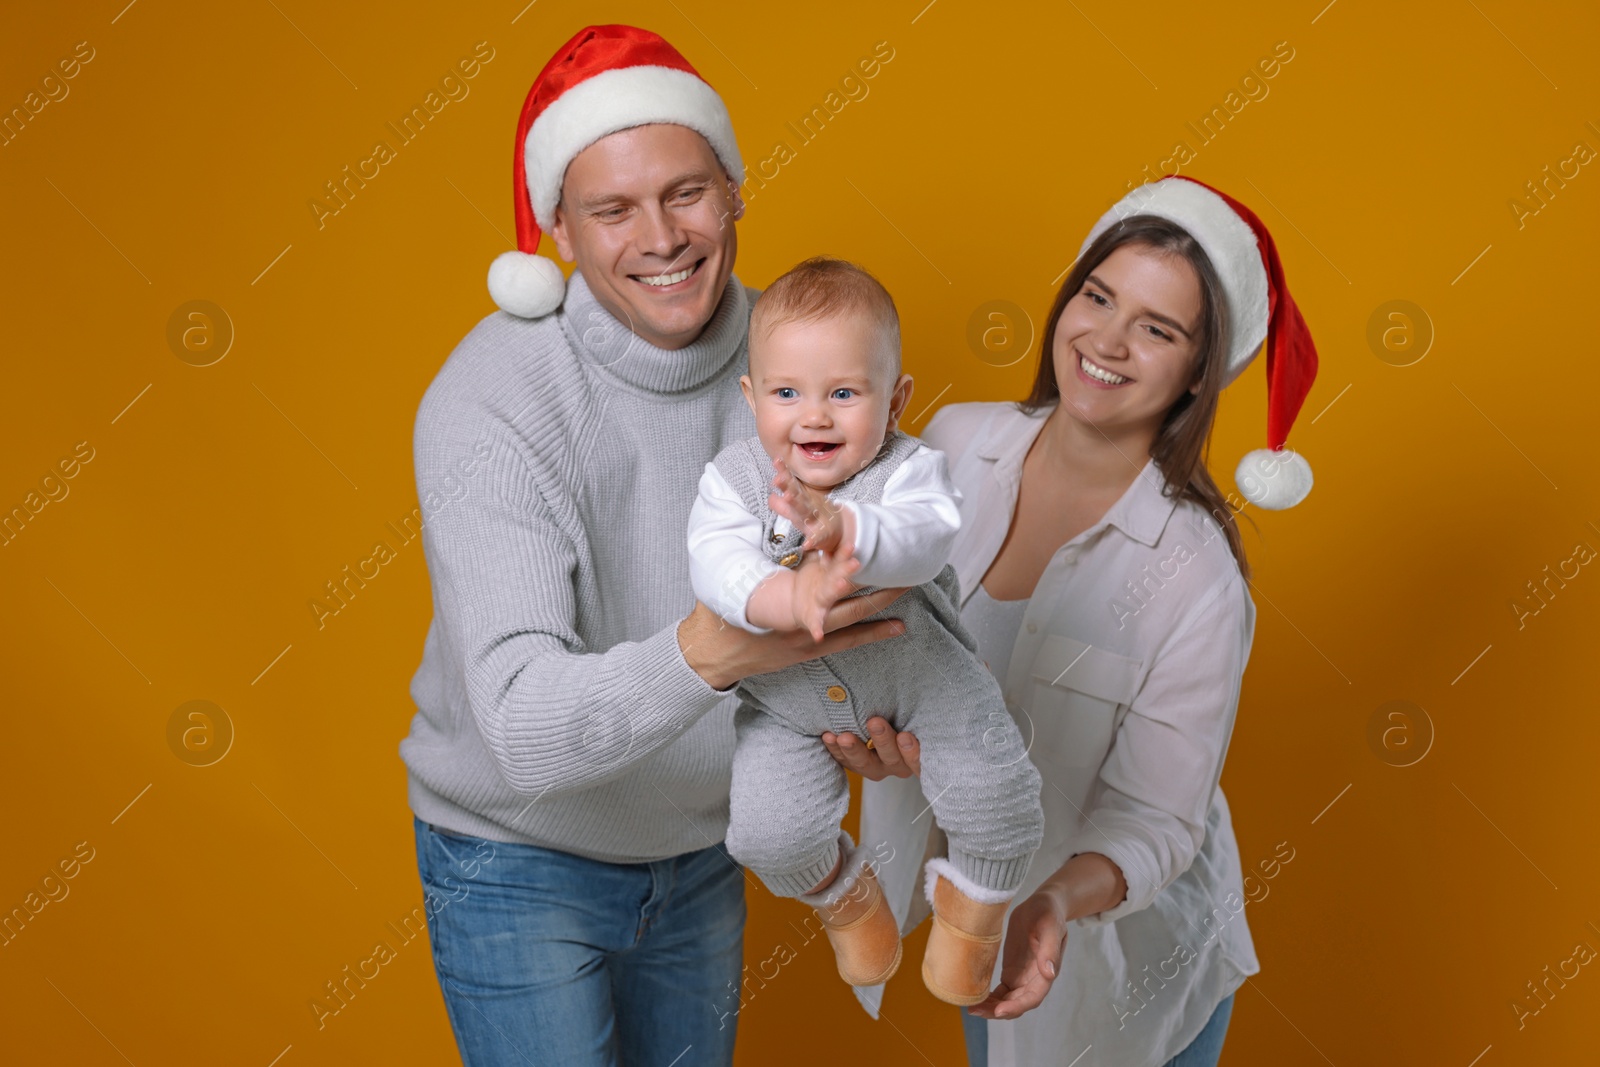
[{"left": 399, "top": 270, "right": 758, "bottom": 863}]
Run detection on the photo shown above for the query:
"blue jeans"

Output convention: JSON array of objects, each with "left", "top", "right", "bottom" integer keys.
[
  {"left": 413, "top": 816, "right": 746, "bottom": 1066},
  {"left": 961, "top": 992, "right": 1234, "bottom": 1067}
]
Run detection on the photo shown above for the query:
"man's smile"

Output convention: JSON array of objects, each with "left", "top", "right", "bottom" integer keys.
[{"left": 630, "top": 257, "right": 706, "bottom": 289}]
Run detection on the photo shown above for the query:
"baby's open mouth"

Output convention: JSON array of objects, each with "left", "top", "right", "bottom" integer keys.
[{"left": 797, "top": 441, "right": 840, "bottom": 461}]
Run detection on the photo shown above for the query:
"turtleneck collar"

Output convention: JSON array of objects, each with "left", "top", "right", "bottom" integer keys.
[{"left": 558, "top": 268, "right": 750, "bottom": 396}]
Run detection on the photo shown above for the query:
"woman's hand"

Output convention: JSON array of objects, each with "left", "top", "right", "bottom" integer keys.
[
  {"left": 969, "top": 852, "right": 1129, "bottom": 1021},
  {"left": 968, "top": 883, "right": 1069, "bottom": 1020},
  {"left": 821, "top": 715, "right": 922, "bottom": 779}
]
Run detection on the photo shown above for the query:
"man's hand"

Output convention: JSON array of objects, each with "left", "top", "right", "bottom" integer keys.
[
  {"left": 821, "top": 715, "right": 922, "bottom": 780},
  {"left": 677, "top": 587, "right": 913, "bottom": 693}
]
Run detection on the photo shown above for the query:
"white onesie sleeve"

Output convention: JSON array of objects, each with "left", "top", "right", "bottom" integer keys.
[
  {"left": 686, "top": 445, "right": 965, "bottom": 635},
  {"left": 836, "top": 444, "right": 963, "bottom": 588},
  {"left": 687, "top": 462, "right": 784, "bottom": 635}
]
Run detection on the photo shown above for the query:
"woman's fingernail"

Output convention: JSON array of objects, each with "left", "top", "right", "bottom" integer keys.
[{"left": 1043, "top": 960, "right": 1056, "bottom": 978}]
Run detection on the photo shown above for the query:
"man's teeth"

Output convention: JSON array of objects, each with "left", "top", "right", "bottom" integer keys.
[
  {"left": 1080, "top": 354, "right": 1129, "bottom": 384},
  {"left": 637, "top": 265, "right": 696, "bottom": 286}
]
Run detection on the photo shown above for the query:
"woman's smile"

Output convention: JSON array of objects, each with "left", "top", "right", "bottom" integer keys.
[{"left": 1075, "top": 348, "right": 1133, "bottom": 388}]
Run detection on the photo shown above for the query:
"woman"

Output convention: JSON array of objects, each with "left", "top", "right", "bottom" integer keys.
[{"left": 826, "top": 175, "right": 1320, "bottom": 1066}]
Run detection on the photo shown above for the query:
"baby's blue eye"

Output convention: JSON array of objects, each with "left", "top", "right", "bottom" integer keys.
[
  {"left": 776, "top": 387, "right": 797, "bottom": 399},
  {"left": 832, "top": 388, "right": 854, "bottom": 400}
]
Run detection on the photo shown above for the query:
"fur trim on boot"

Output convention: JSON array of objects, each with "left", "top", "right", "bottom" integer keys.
[{"left": 921, "top": 865, "right": 1015, "bottom": 1006}]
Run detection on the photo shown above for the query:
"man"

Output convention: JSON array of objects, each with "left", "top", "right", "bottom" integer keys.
[{"left": 400, "top": 25, "right": 918, "bottom": 1065}]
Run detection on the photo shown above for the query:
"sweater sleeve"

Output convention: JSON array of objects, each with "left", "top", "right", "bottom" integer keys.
[
  {"left": 687, "top": 461, "right": 783, "bottom": 635},
  {"left": 414, "top": 406, "right": 735, "bottom": 800},
  {"left": 836, "top": 445, "right": 964, "bottom": 587}
]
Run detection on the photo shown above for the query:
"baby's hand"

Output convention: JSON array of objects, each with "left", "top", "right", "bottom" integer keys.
[
  {"left": 790, "top": 539, "right": 863, "bottom": 643},
  {"left": 770, "top": 456, "right": 852, "bottom": 558}
]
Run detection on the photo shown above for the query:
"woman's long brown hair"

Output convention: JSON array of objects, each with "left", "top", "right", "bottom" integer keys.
[{"left": 1016, "top": 214, "right": 1255, "bottom": 581}]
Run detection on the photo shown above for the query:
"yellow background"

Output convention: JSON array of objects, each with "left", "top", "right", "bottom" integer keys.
[{"left": 3, "top": 0, "right": 1597, "bottom": 1063}]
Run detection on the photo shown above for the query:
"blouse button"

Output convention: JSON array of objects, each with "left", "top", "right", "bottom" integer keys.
[
  {"left": 826, "top": 685, "right": 848, "bottom": 702},
  {"left": 1025, "top": 623, "right": 1038, "bottom": 634}
]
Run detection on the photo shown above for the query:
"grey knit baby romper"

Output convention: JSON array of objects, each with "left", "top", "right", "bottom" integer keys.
[{"left": 715, "top": 429, "right": 1045, "bottom": 898}]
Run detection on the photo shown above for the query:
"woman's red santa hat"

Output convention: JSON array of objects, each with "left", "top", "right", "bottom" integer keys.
[
  {"left": 1079, "top": 175, "right": 1320, "bottom": 510},
  {"left": 487, "top": 24, "right": 745, "bottom": 319}
]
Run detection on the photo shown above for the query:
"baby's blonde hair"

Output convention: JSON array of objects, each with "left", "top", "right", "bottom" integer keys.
[{"left": 749, "top": 256, "right": 901, "bottom": 379}]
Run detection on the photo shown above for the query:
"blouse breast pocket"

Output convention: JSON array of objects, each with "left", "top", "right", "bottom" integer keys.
[{"left": 1024, "top": 635, "right": 1144, "bottom": 770}]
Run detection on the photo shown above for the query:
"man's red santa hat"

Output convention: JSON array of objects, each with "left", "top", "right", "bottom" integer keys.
[
  {"left": 487, "top": 24, "right": 745, "bottom": 319},
  {"left": 1079, "top": 175, "right": 1320, "bottom": 510}
]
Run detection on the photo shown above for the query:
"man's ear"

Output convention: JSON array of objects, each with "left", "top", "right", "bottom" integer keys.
[
  {"left": 725, "top": 174, "right": 746, "bottom": 223},
  {"left": 885, "top": 373, "right": 915, "bottom": 433},
  {"left": 550, "top": 199, "right": 576, "bottom": 262}
]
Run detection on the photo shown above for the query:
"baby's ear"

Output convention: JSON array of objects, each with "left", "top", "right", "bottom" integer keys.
[{"left": 885, "top": 373, "right": 915, "bottom": 431}]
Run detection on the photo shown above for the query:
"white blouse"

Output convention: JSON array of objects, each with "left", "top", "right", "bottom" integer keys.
[{"left": 856, "top": 400, "right": 1260, "bottom": 1067}]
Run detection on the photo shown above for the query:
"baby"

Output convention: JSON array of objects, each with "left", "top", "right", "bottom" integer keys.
[{"left": 687, "top": 257, "right": 1045, "bottom": 1005}]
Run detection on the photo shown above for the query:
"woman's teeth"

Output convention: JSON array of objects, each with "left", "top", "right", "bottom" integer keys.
[
  {"left": 637, "top": 264, "right": 697, "bottom": 286},
  {"left": 1080, "top": 354, "right": 1129, "bottom": 384}
]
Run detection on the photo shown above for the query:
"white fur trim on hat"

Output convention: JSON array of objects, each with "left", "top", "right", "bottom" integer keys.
[
  {"left": 922, "top": 856, "right": 1017, "bottom": 907},
  {"left": 1235, "top": 447, "right": 1313, "bottom": 510},
  {"left": 487, "top": 250, "right": 567, "bottom": 319},
  {"left": 1079, "top": 179, "right": 1270, "bottom": 387},
  {"left": 525, "top": 64, "right": 744, "bottom": 231}
]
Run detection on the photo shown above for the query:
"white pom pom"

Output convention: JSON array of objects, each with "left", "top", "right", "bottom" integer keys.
[
  {"left": 487, "top": 251, "right": 566, "bottom": 318},
  {"left": 1235, "top": 448, "right": 1313, "bottom": 510}
]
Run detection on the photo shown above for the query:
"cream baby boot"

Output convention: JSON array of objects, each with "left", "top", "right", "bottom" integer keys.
[
  {"left": 920, "top": 858, "right": 1014, "bottom": 1006},
  {"left": 798, "top": 837, "right": 902, "bottom": 986}
]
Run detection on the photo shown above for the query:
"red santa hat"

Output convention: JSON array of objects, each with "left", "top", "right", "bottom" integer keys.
[
  {"left": 1078, "top": 175, "right": 1320, "bottom": 510},
  {"left": 487, "top": 25, "right": 745, "bottom": 319}
]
